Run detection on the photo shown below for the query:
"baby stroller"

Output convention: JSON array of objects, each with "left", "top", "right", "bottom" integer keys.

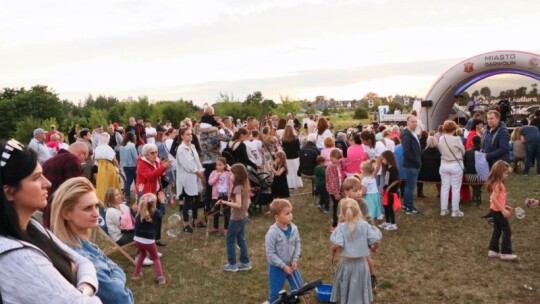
[{"left": 247, "top": 166, "right": 273, "bottom": 214}]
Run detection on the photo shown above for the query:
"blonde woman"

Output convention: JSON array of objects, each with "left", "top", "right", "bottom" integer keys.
[{"left": 280, "top": 125, "right": 304, "bottom": 189}]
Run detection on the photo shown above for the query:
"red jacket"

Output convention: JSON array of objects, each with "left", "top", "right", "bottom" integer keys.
[
  {"left": 136, "top": 157, "right": 167, "bottom": 194},
  {"left": 326, "top": 162, "right": 344, "bottom": 196}
]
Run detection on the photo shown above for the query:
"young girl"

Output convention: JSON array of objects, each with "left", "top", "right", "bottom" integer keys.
[
  {"left": 133, "top": 192, "right": 166, "bottom": 284},
  {"left": 379, "top": 150, "right": 400, "bottom": 231},
  {"left": 208, "top": 157, "right": 232, "bottom": 235},
  {"left": 487, "top": 160, "right": 518, "bottom": 261},
  {"left": 219, "top": 164, "right": 252, "bottom": 272},
  {"left": 314, "top": 156, "right": 329, "bottom": 213},
  {"left": 270, "top": 151, "right": 290, "bottom": 198},
  {"left": 361, "top": 159, "right": 383, "bottom": 221},
  {"left": 326, "top": 149, "right": 345, "bottom": 231},
  {"left": 330, "top": 198, "right": 382, "bottom": 304}
]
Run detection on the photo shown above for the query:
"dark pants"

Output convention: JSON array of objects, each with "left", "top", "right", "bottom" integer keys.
[
  {"left": 203, "top": 163, "right": 216, "bottom": 209},
  {"left": 489, "top": 210, "right": 513, "bottom": 254},
  {"left": 212, "top": 194, "right": 230, "bottom": 230},
  {"left": 331, "top": 195, "right": 340, "bottom": 228},
  {"left": 117, "top": 230, "right": 135, "bottom": 246},
  {"left": 524, "top": 142, "right": 540, "bottom": 175},
  {"left": 181, "top": 190, "right": 199, "bottom": 225},
  {"left": 384, "top": 192, "right": 396, "bottom": 224},
  {"left": 417, "top": 182, "right": 424, "bottom": 196},
  {"left": 399, "top": 180, "right": 406, "bottom": 199},
  {"left": 317, "top": 184, "right": 329, "bottom": 209},
  {"left": 123, "top": 166, "right": 136, "bottom": 199}
]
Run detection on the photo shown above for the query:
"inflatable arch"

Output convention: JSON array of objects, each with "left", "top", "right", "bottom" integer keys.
[{"left": 421, "top": 50, "right": 540, "bottom": 130}]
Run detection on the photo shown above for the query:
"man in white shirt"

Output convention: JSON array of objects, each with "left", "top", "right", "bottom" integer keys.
[
  {"left": 145, "top": 120, "right": 157, "bottom": 144},
  {"left": 28, "top": 128, "right": 51, "bottom": 164}
]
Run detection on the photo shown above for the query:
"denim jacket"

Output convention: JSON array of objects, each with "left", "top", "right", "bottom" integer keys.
[{"left": 73, "top": 240, "right": 134, "bottom": 304}]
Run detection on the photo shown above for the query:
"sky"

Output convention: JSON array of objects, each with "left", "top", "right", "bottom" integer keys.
[{"left": 2, "top": 0, "right": 540, "bottom": 106}]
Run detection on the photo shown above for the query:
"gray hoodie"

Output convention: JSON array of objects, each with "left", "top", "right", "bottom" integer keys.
[{"left": 265, "top": 223, "right": 301, "bottom": 269}]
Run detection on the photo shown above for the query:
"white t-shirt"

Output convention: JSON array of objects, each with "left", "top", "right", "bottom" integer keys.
[
  {"left": 315, "top": 129, "right": 333, "bottom": 149},
  {"left": 145, "top": 127, "right": 157, "bottom": 144}
]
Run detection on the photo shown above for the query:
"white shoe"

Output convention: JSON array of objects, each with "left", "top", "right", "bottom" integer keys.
[
  {"left": 440, "top": 209, "right": 449, "bottom": 216},
  {"left": 378, "top": 223, "right": 390, "bottom": 229},
  {"left": 138, "top": 257, "right": 153, "bottom": 266},
  {"left": 158, "top": 252, "right": 163, "bottom": 258},
  {"left": 488, "top": 250, "right": 500, "bottom": 258},
  {"left": 385, "top": 224, "right": 398, "bottom": 231},
  {"left": 451, "top": 210, "right": 464, "bottom": 217},
  {"left": 500, "top": 254, "right": 519, "bottom": 261}
]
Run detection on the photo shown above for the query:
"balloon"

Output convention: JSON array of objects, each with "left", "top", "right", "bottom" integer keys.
[{"left": 166, "top": 214, "right": 182, "bottom": 237}]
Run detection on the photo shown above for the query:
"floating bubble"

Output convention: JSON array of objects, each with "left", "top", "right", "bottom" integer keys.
[
  {"left": 166, "top": 214, "right": 182, "bottom": 237},
  {"left": 515, "top": 207, "right": 525, "bottom": 219}
]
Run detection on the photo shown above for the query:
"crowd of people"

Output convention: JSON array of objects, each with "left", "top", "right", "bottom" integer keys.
[{"left": 1, "top": 105, "right": 538, "bottom": 303}]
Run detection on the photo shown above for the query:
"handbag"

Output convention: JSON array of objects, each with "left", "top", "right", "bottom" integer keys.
[{"left": 443, "top": 136, "right": 465, "bottom": 172}]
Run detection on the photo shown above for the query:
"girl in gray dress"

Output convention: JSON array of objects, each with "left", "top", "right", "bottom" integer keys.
[{"left": 330, "top": 198, "right": 382, "bottom": 304}]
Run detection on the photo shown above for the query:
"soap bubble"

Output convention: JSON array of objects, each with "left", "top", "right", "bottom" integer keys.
[
  {"left": 515, "top": 207, "right": 525, "bottom": 220},
  {"left": 166, "top": 214, "right": 182, "bottom": 237}
]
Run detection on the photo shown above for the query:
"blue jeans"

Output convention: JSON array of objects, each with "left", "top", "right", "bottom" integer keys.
[
  {"left": 524, "top": 142, "right": 540, "bottom": 175},
  {"left": 268, "top": 263, "right": 303, "bottom": 303},
  {"left": 226, "top": 218, "right": 249, "bottom": 265},
  {"left": 403, "top": 167, "right": 419, "bottom": 210},
  {"left": 123, "top": 167, "right": 136, "bottom": 198}
]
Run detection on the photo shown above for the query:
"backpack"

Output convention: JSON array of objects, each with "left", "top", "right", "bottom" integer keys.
[{"left": 222, "top": 141, "right": 240, "bottom": 166}]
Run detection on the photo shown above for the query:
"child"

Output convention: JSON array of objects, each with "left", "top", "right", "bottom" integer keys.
[
  {"left": 314, "top": 156, "right": 329, "bottom": 213},
  {"left": 133, "top": 192, "right": 166, "bottom": 284},
  {"left": 320, "top": 137, "right": 336, "bottom": 165},
  {"left": 330, "top": 198, "right": 382, "bottom": 304},
  {"left": 487, "top": 160, "right": 518, "bottom": 261},
  {"left": 269, "top": 151, "right": 290, "bottom": 198},
  {"left": 219, "top": 164, "right": 252, "bottom": 272},
  {"left": 326, "top": 149, "right": 345, "bottom": 231},
  {"left": 342, "top": 177, "right": 379, "bottom": 290},
  {"left": 265, "top": 199, "right": 303, "bottom": 303},
  {"left": 208, "top": 157, "right": 232, "bottom": 235},
  {"left": 361, "top": 159, "right": 383, "bottom": 220},
  {"left": 379, "top": 150, "right": 400, "bottom": 231}
]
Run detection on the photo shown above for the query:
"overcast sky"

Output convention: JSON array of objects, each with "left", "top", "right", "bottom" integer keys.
[{"left": 2, "top": 0, "right": 540, "bottom": 105}]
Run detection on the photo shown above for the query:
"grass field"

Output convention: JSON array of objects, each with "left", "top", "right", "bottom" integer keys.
[{"left": 105, "top": 174, "right": 540, "bottom": 304}]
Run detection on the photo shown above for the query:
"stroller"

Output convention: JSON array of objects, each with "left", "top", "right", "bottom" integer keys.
[{"left": 247, "top": 166, "right": 273, "bottom": 214}]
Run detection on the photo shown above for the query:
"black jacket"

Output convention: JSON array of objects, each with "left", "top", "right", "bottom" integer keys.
[
  {"left": 482, "top": 122, "right": 510, "bottom": 167},
  {"left": 298, "top": 142, "right": 320, "bottom": 176},
  {"left": 335, "top": 139, "right": 349, "bottom": 158},
  {"left": 418, "top": 147, "right": 441, "bottom": 181},
  {"left": 281, "top": 139, "right": 300, "bottom": 159},
  {"left": 401, "top": 128, "right": 422, "bottom": 169},
  {"left": 464, "top": 148, "right": 479, "bottom": 174}
]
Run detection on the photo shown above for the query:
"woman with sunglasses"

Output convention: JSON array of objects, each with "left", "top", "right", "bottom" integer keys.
[{"left": 0, "top": 140, "right": 100, "bottom": 303}]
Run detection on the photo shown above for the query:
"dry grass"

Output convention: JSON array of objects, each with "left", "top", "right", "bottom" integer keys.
[{"left": 103, "top": 174, "right": 540, "bottom": 303}]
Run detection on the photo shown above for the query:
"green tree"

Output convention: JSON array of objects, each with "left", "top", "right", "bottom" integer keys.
[
  {"left": 322, "top": 108, "right": 330, "bottom": 116},
  {"left": 515, "top": 86, "right": 527, "bottom": 97},
  {"left": 272, "top": 97, "right": 302, "bottom": 118},
  {"left": 480, "top": 86, "right": 491, "bottom": 98},
  {"left": 88, "top": 109, "right": 108, "bottom": 128},
  {"left": 354, "top": 108, "right": 368, "bottom": 119},
  {"left": 153, "top": 101, "right": 196, "bottom": 127},
  {"left": 121, "top": 97, "right": 154, "bottom": 123}
]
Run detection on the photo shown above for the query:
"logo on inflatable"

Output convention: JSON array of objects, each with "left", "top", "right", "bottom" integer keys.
[
  {"left": 463, "top": 62, "right": 474, "bottom": 73},
  {"left": 529, "top": 57, "right": 539, "bottom": 68}
]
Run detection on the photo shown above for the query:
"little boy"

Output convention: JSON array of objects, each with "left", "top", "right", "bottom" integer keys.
[
  {"left": 265, "top": 199, "right": 303, "bottom": 303},
  {"left": 314, "top": 156, "right": 329, "bottom": 213}
]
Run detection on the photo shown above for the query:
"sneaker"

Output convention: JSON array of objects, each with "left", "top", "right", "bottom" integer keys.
[
  {"left": 132, "top": 273, "right": 143, "bottom": 280},
  {"left": 451, "top": 210, "right": 464, "bottom": 217},
  {"left": 488, "top": 250, "right": 500, "bottom": 258},
  {"left": 378, "top": 223, "right": 390, "bottom": 229},
  {"left": 137, "top": 256, "right": 154, "bottom": 266},
  {"left": 440, "top": 209, "right": 449, "bottom": 216},
  {"left": 480, "top": 212, "right": 493, "bottom": 219},
  {"left": 405, "top": 208, "right": 422, "bottom": 215},
  {"left": 222, "top": 229, "right": 228, "bottom": 236},
  {"left": 238, "top": 263, "right": 252, "bottom": 271},
  {"left": 317, "top": 204, "right": 324, "bottom": 212},
  {"left": 385, "top": 224, "right": 398, "bottom": 231},
  {"left": 157, "top": 252, "right": 163, "bottom": 258},
  {"left": 371, "top": 275, "right": 378, "bottom": 291},
  {"left": 156, "top": 276, "right": 166, "bottom": 284},
  {"left": 223, "top": 264, "right": 239, "bottom": 272},
  {"left": 500, "top": 254, "right": 519, "bottom": 261},
  {"left": 183, "top": 226, "right": 193, "bottom": 234},
  {"left": 377, "top": 215, "right": 384, "bottom": 221},
  {"left": 323, "top": 208, "right": 330, "bottom": 214}
]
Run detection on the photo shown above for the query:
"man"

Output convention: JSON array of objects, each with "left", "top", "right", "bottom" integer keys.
[
  {"left": 335, "top": 132, "right": 349, "bottom": 158},
  {"left": 107, "top": 124, "right": 123, "bottom": 160},
  {"left": 77, "top": 128, "right": 94, "bottom": 182},
  {"left": 298, "top": 133, "right": 320, "bottom": 176},
  {"left": 520, "top": 122, "right": 540, "bottom": 176},
  {"left": 45, "top": 124, "right": 58, "bottom": 143},
  {"left": 28, "top": 128, "right": 51, "bottom": 164},
  {"left": 145, "top": 120, "right": 157, "bottom": 144},
  {"left": 467, "top": 98, "right": 478, "bottom": 117},
  {"left": 306, "top": 115, "right": 317, "bottom": 135},
  {"left": 41, "top": 142, "right": 89, "bottom": 228},
  {"left": 246, "top": 116, "right": 258, "bottom": 132},
  {"left": 465, "top": 112, "right": 482, "bottom": 131},
  {"left": 482, "top": 110, "right": 510, "bottom": 168},
  {"left": 400, "top": 115, "right": 422, "bottom": 215},
  {"left": 125, "top": 117, "right": 146, "bottom": 149},
  {"left": 156, "top": 119, "right": 167, "bottom": 132},
  {"left": 91, "top": 124, "right": 104, "bottom": 151}
]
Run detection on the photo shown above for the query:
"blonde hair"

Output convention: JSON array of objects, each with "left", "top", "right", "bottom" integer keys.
[
  {"left": 486, "top": 160, "right": 511, "bottom": 193},
  {"left": 103, "top": 188, "right": 120, "bottom": 209},
  {"left": 342, "top": 176, "right": 362, "bottom": 193},
  {"left": 274, "top": 151, "right": 288, "bottom": 172},
  {"left": 338, "top": 198, "right": 363, "bottom": 237},
  {"left": 361, "top": 159, "right": 376, "bottom": 176},
  {"left": 426, "top": 136, "right": 438, "bottom": 149},
  {"left": 50, "top": 177, "right": 96, "bottom": 248},
  {"left": 269, "top": 199, "right": 292, "bottom": 217},
  {"left": 510, "top": 127, "right": 521, "bottom": 141},
  {"left": 281, "top": 125, "right": 296, "bottom": 143},
  {"left": 324, "top": 137, "right": 335, "bottom": 148},
  {"left": 138, "top": 193, "right": 157, "bottom": 223}
]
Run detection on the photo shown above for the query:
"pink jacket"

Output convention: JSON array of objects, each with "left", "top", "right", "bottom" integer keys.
[
  {"left": 345, "top": 144, "right": 367, "bottom": 175},
  {"left": 208, "top": 170, "right": 233, "bottom": 200},
  {"left": 326, "top": 162, "right": 344, "bottom": 196}
]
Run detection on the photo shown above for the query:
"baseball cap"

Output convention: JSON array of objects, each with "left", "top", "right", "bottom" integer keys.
[{"left": 33, "top": 128, "right": 47, "bottom": 136}]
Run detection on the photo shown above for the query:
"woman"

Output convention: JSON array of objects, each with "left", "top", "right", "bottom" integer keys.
[
  {"left": 275, "top": 118, "right": 287, "bottom": 140},
  {"left": 465, "top": 119, "right": 484, "bottom": 150},
  {"left": 510, "top": 127, "right": 526, "bottom": 171},
  {"left": 119, "top": 133, "right": 138, "bottom": 201},
  {"left": 315, "top": 117, "right": 333, "bottom": 150},
  {"left": 137, "top": 144, "right": 172, "bottom": 246},
  {"left": 361, "top": 130, "right": 386, "bottom": 201},
  {"left": 50, "top": 177, "right": 134, "bottom": 304},
  {"left": 381, "top": 129, "right": 396, "bottom": 152},
  {"left": 176, "top": 127, "right": 205, "bottom": 234},
  {"left": 229, "top": 128, "right": 262, "bottom": 170},
  {"left": 344, "top": 133, "right": 368, "bottom": 176},
  {"left": 94, "top": 133, "right": 121, "bottom": 203},
  {"left": 104, "top": 188, "right": 135, "bottom": 246},
  {"left": 0, "top": 140, "right": 100, "bottom": 303},
  {"left": 438, "top": 120, "right": 465, "bottom": 217},
  {"left": 280, "top": 124, "right": 304, "bottom": 189},
  {"left": 164, "top": 128, "right": 178, "bottom": 202},
  {"left": 418, "top": 137, "right": 441, "bottom": 197}
]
